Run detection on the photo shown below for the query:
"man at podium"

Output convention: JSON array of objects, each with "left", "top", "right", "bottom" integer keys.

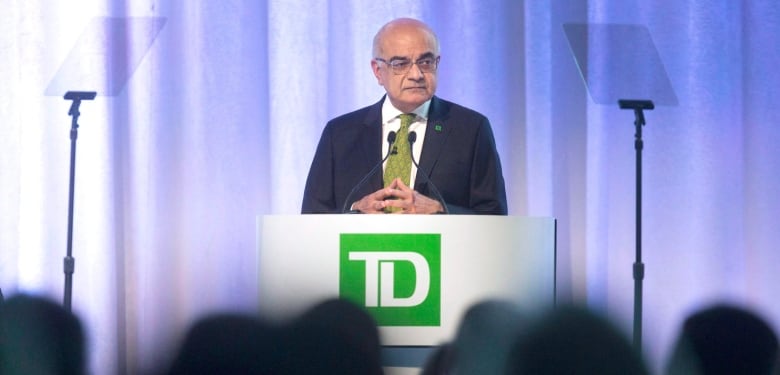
[{"left": 302, "top": 18, "right": 507, "bottom": 215}]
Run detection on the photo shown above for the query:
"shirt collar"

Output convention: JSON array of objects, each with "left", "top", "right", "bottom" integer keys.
[{"left": 382, "top": 97, "right": 431, "bottom": 124}]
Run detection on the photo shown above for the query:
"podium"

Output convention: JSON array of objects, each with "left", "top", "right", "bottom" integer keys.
[{"left": 257, "top": 215, "right": 556, "bottom": 346}]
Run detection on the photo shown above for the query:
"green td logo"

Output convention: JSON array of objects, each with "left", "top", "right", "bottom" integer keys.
[{"left": 340, "top": 233, "right": 441, "bottom": 326}]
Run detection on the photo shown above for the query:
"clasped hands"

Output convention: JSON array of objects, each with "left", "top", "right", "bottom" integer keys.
[{"left": 351, "top": 178, "right": 444, "bottom": 214}]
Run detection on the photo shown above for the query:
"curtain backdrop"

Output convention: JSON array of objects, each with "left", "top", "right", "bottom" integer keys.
[{"left": 2, "top": 1, "right": 779, "bottom": 373}]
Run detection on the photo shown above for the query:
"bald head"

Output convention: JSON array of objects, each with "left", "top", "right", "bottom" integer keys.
[
  {"left": 370, "top": 18, "right": 441, "bottom": 113},
  {"left": 372, "top": 18, "right": 439, "bottom": 58}
]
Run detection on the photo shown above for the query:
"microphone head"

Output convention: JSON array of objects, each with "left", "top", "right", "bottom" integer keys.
[
  {"left": 408, "top": 131, "right": 417, "bottom": 144},
  {"left": 387, "top": 131, "right": 397, "bottom": 144}
]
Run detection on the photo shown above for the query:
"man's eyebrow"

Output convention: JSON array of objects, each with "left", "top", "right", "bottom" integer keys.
[
  {"left": 387, "top": 52, "right": 435, "bottom": 62},
  {"left": 388, "top": 56, "right": 411, "bottom": 62}
]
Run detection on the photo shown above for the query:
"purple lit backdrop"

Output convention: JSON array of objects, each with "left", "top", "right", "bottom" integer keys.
[{"left": 1, "top": 1, "right": 778, "bottom": 373}]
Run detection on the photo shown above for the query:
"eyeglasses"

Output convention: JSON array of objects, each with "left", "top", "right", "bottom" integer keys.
[{"left": 375, "top": 56, "right": 440, "bottom": 75}]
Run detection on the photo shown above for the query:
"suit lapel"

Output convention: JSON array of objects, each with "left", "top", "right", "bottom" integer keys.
[
  {"left": 360, "top": 97, "right": 385, "bottom": 190},
  {"left": 416, "top": 96, "right": 451, "bottom": 190}
]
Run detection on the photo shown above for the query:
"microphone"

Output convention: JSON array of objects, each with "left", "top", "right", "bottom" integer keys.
[
  {"left": 408, "top": 131, "right": 449, "bottom": 214},
  {"left": 341, "top": 131, "right": 397, "bottom": 213}
]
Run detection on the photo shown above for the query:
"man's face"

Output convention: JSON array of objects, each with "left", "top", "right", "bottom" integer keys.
[{"left": 372, "top": 26, "right": 439, "bottom": 113}]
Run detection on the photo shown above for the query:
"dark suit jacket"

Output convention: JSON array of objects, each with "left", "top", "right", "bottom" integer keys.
[{"left": 301, "top": 96, "right": 507, "bottom": 215}]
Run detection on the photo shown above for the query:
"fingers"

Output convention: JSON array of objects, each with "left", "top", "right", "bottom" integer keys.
[
  {"left": 355, "top": 180, "right": 425, "bottom": 214},
  {"left": 412, "top": 192, "right": 444, "bottom": 214},
  {"left": 385, "top": 191, "right": 441, "bottom": 214},
  {"left": 382, "top": 199, "right": 415, "bottom": 214},
  {"left": 355, "top": 189, "right": 392, "bottom": 213},
  {"left": 392, "top": 178, "right": 412, "bottom": 191},
  {"left": 354, "top": 185, "right": 408, "bottom": 213},
  {"left": 381, "top": 184, "right": 415, "bottom": 213}
]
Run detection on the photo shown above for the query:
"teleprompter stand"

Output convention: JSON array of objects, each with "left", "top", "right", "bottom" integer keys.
[
  {"left": 62, "top": 91, "right": 96, "bottom": 312},
  {"left": 45, "top": 18, "right": 167, "bottom": 312},
  {"left": 563, "top": 23, "right": 678, "bottom": 354},
  {"left": 619, "top": 99, "right": 654, "bottom": 353}
]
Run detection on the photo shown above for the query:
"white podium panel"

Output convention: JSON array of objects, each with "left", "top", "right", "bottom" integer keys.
[{"left": 257, "top": 215, "right": 555, "bottom": 346}]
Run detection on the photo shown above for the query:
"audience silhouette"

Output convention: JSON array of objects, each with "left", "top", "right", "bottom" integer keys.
[
  {"left": 4, "top": 292, "right": 780, "bottom": 375},
  {"left": 453, "top": 300, "right": 526, "bottom": 374},
  {"left": 164, "top": 297, "right": 382, "bottom": 375},
  {"left": 166, "top": 313, "right": 280, "bottom": 375},
  {"left": 665, "top": 304, "right": 779, "bottom": 375},
  {"left": 0, "top": 294, "right": 87, "bottom": 375},
  {"left": 279, "top": 298, "right": 383, "bottom": 375},
  {"left": 506, "top": 305, "right": 649, "bottom": 375}
]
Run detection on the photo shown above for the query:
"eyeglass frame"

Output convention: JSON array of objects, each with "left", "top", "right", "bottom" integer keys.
[{"left": 374, "top": 55, "right": 441, "bottom": 75}]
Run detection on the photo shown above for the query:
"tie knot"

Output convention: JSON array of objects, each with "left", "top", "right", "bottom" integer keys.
[{"left": 399, "top": 113, "right": 415, "bottom": 129}]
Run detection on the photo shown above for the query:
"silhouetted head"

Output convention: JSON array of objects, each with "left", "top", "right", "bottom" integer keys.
[
  {"left": 166, "top": 313, "right": 280, "bottom": 375},
  {"left": 449, "top": 299, "right": 526, "bottom": 374},
  {"left": 0, "top": 293, "right": 87, "bottom": 375},
  {"left": 665, "top": 304, "right": 779, "bottom": 375},
  {"left": 281, "top": 298, "right": 382, "bottom": 375},
  {"left": 506, "top": 305, "right": 648, "bottom": 375}
]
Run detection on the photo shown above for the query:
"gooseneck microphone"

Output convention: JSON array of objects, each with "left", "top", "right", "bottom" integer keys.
[
  {"left": 408, "top": 131, "right": 450, "bottom": 214},
  {"left": 341, "top": 131, "right": 397, "bottom": 213}
]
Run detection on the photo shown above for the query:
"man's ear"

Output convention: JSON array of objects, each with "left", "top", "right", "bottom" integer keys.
[{"left": 371, "top": 60, "right": 384, "bottom": 85}]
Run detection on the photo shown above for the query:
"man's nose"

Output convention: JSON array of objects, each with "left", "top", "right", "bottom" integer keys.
[{"left": 407, "top": 62, "right": 425, "bottom": 79}]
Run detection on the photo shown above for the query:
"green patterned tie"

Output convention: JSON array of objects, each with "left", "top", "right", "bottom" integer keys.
[{"left": 383, "top": 113, "right": 415, "bottom": 212}]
